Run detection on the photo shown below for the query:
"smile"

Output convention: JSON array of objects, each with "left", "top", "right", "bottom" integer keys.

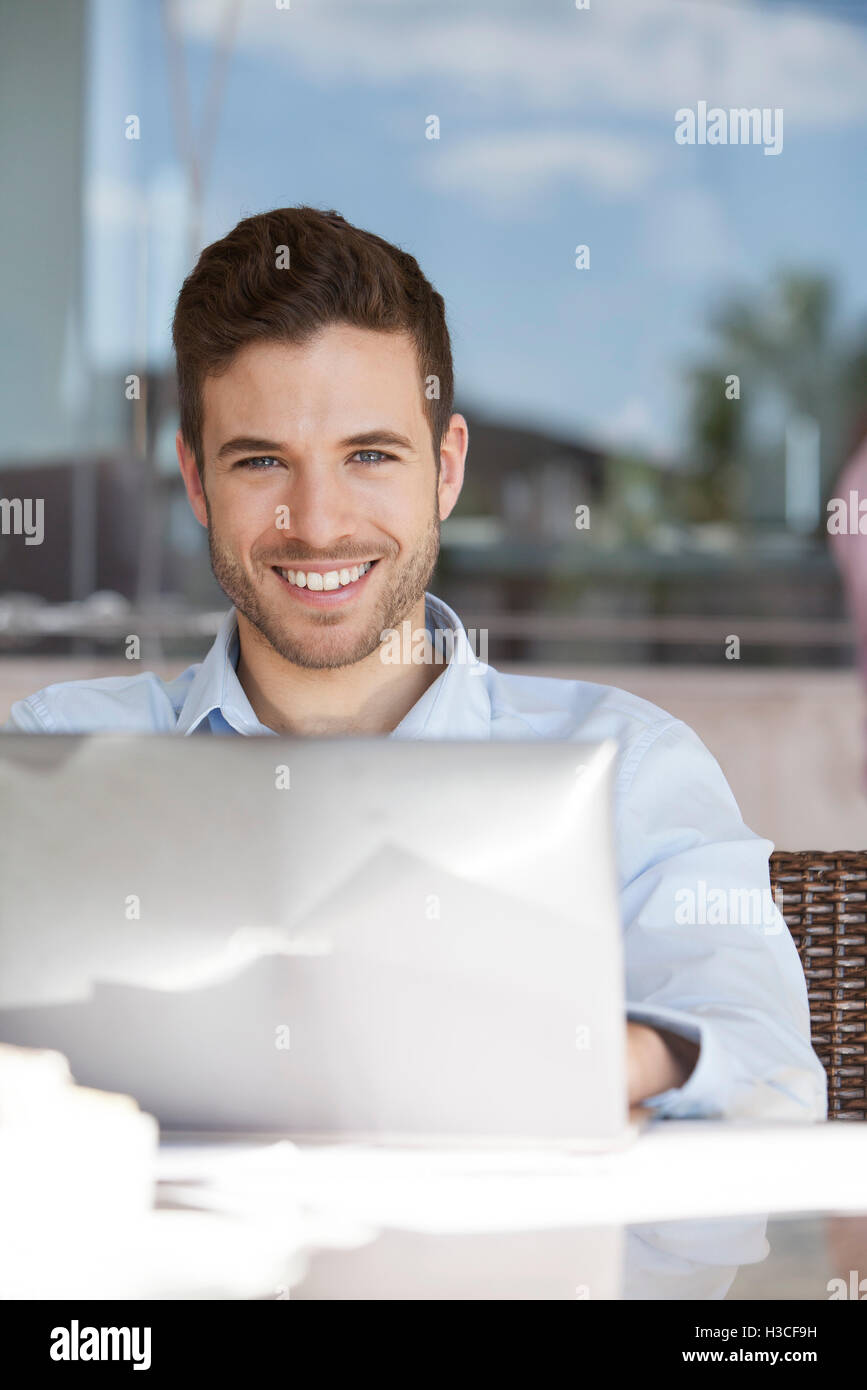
[
  {"left": 271, "top": 558, "right": 379, "bottom": 605},
  {"left": 278, "top": 560, "right": 375, "bottom": 590}
]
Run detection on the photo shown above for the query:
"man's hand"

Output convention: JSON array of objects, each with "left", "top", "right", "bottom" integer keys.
[{"left": 626, "top": 1021, "right": 700, "bottom": 1106}]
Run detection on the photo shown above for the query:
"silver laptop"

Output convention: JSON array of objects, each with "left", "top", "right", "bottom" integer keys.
[{"left": 0, "top": 734, "right": 631, "bottom": 1148}]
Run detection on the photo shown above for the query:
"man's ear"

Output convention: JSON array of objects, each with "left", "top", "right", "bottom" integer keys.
[
  {"left": 176, "top": 429, "right": 208, "bottom": 528},
  {"left": 437, "top": 413, "right": 468, "bottom": 523}
]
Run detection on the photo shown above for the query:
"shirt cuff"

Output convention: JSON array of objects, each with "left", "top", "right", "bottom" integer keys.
[
  {"left": 3, "top": 698, "right": 52, "bottom": 732},
  {"left": 625, "top": 1001, "right": 729, "bottom": 1118}
]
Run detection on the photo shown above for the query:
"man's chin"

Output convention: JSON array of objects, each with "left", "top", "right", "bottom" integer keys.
[{"left": 250, "top": 613, "right": 386, "bottom": 671}]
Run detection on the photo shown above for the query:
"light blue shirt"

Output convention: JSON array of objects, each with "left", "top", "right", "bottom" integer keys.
[{"left": 3, "top": 592, "right": 828, "bottom": 1124}]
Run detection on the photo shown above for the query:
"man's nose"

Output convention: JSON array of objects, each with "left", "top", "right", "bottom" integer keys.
[{"left": 280, "top": 467, "right": 358, "bottom": 551}]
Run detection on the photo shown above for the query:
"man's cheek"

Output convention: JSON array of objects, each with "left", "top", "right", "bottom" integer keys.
[{"left": 221, "top": 508, "right": 267, "bottom": 549}]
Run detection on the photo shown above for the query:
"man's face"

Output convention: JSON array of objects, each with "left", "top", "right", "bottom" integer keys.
[{"left": 184, "top": 326, "right": 459, "bottom": 670}]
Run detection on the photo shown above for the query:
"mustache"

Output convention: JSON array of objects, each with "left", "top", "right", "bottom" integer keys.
[{"left": 259, "top": 547, "right": 394, "bottom": 566}]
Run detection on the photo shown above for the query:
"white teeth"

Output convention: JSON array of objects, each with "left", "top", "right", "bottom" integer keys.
[{"left": 279, "top": 560, "right": 374, "bottom": 590}]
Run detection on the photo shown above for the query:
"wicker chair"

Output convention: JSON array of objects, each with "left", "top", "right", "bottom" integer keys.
[{"left": 770, "top": 851, "right": 867, "bottom": 1120}]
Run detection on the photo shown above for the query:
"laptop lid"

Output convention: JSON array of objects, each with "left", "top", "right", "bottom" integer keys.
[{"left": 0, "top": 734, "right": 627, "bottom": 1145}]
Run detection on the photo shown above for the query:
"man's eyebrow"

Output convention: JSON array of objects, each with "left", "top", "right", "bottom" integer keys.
[
  {"left": 216, "top": 436, "right": 284, "bottom": 461},
  {"left": 338, "top": 429, "right": 415, "bottom": 451},
  {"left": 215, "top": 430, "right": 415, "bottom": 462}
]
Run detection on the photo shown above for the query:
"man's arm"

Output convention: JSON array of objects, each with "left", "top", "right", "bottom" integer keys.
[
  {"left": 626, "top": 1021, "right": 700, "bottom": 1105},
  {"left": 616, "top": 715, "right": 827, "bottom": 1121}
]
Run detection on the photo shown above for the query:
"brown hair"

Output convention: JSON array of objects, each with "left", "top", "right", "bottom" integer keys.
[{"left": 171, "top": 206, "right": 454, "bottom": 477}]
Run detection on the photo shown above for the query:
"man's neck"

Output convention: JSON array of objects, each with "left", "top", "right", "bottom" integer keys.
[{"left": 234, "top": 598, "right": 445, "bottom": 736}]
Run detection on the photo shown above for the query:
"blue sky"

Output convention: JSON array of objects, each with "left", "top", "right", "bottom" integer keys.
[{"left": 84, "top": 0, "right": 867, "bottom": 465}]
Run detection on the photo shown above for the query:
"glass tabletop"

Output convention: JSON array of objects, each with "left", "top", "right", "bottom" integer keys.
[{"left": 284, "top": 1210, "right": 867, "bottom": 1301}]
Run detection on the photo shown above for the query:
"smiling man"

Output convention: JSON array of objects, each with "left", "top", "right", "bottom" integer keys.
[
  {"left": 187, "top": 324, "right": 458, "bottom": 737},
  {"left": 4, "top": 206, "right": 827, "bottom": 1123}
]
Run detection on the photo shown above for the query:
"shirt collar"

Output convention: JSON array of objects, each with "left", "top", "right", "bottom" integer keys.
[
  {"left": 175, "top": 609, "right": 273, "bottom": 736},
  {"left": 390, "top": 592, "right": 492, "bottom": 739},
  {"left": 176, "top": 593, "right": 492, "bottom": 739}
]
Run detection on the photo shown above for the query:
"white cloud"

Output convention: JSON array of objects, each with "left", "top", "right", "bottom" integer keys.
[
  {"left": 422, "top": 129, "right": 657, "bottom": 203},
  {"left": 176, "top": 0, "right": 867, "bottom": 127}
]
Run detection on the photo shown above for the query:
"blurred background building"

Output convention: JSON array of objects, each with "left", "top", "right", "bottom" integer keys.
[{"left": 2, "top": 0, "right": 867, "bottom": 844}]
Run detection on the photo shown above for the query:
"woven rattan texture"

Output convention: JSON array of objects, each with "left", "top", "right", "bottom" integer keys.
[{"left": 770, "top": 851, "right": 867, "bottom": 1120}]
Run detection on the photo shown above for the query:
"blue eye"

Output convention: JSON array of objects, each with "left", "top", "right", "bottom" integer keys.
[
  {"left": 240, "top": 456, "right": 281, "bottom": 470},
  {"left": 354, "top": 450, "right": 391, "bottom": 465}
]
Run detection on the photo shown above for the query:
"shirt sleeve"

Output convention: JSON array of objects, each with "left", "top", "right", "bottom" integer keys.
[
  {"left": 2, "top": 697, "right": 53, "bottom": 732},
  {"left": 616, "top": 716, "right": 828, "bottom": 1123}
]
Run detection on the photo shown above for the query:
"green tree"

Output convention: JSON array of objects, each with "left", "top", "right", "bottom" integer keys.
[{"left": 685, "top": 271, "right": 867, "bottom": 528}]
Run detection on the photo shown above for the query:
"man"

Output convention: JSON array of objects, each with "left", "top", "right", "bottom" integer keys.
[{"left": 4, "top": 206, "right": 826, "bottom": 1122}]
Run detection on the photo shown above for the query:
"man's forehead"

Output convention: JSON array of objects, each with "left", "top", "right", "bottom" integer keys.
[{"left": 202, "top": 330, "right": 426, "bottom": 441}]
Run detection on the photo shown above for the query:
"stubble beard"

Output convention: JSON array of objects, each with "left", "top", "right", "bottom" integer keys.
[{"left": 205, "top": 499, "right": 441, "bottom": 671}]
